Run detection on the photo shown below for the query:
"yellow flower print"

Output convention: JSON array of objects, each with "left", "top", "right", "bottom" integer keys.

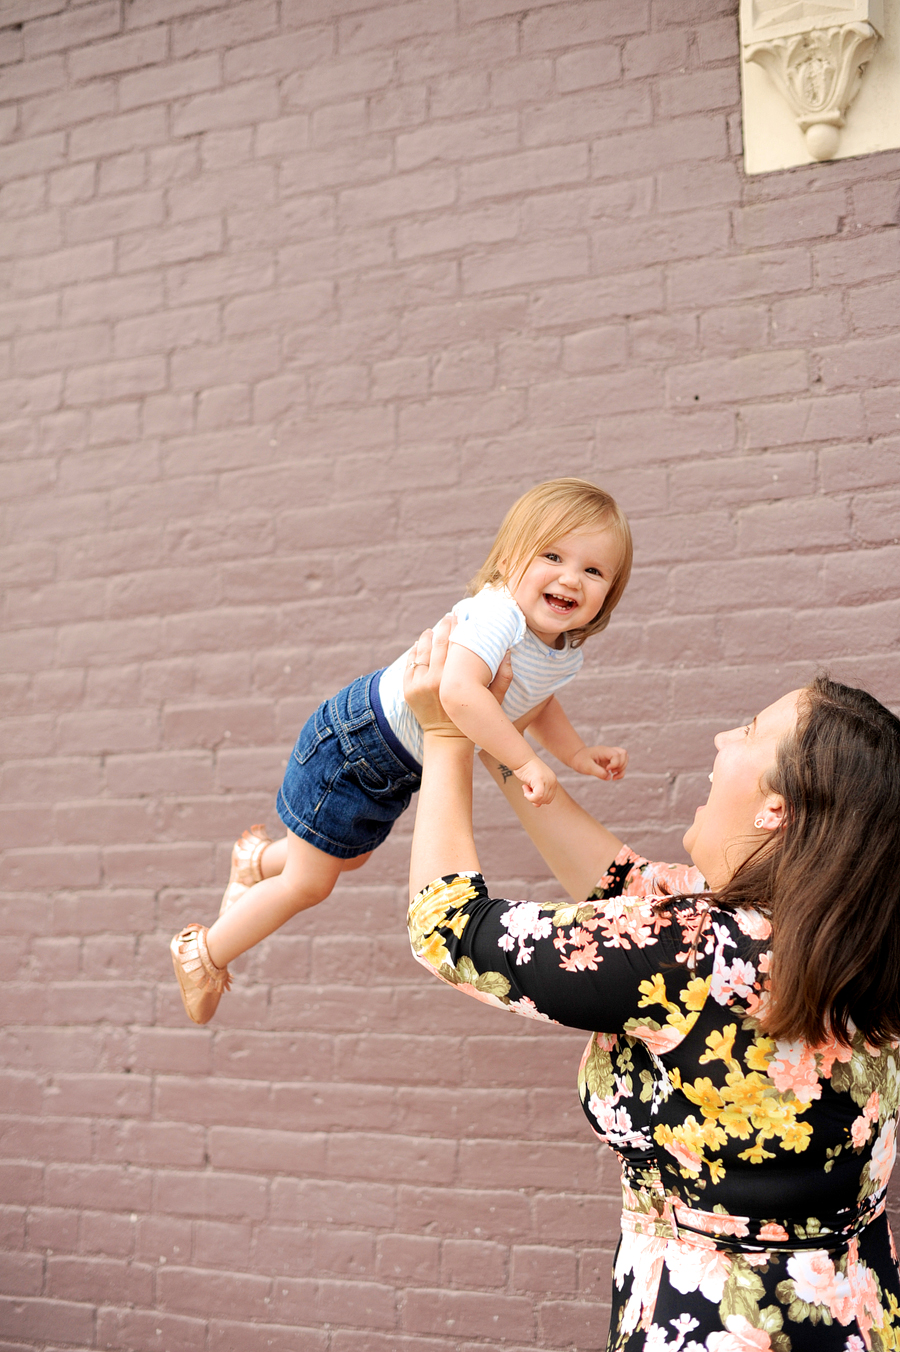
[
  {"left": 718, "top": 1103, "right": 754, "bottom": 1139},
  {"left": 638, "top": 972, "right": 672, "bottom": 1011},
  {"left": 780, "top": 1118, "right": 814, "bottom": 1153},
  {"left": 738, "top": 1139, "right": 776, "bottom": 1164},
  {"left": 408, "top": 875, "right": 478, "bottom": 942},
  {"left": 746, "top": 1036, "right": 775, "bottom": 1073},
  {"left": 682, "top": 1077, "right": 724, "bottom": 1118},
  {"left": 417, "top": 930, "right": 451, "bottom": 970},
  {"left": 445, "top": 910, "right": 470, "bottom": 939},
  {"left": 723, "top": 1069, "right": 771, "bottom": 1117},
  {"left": 682, "top": 975, "right": 712, "bottom": 1011},
  {"left": 699, "top": 1024, "right": 738, "bottom": 1070},
  {"left": 665, "top": 1009, "right": 696, "bottom": 1038},
  {"left": 635, "top": 972, "right": 705, "bottom": 1043},
  {"left": 748, "top": 1090, "right": 797, "bottom": 1135}
]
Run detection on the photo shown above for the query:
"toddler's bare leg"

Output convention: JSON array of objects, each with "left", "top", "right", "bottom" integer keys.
[
  {"left": 259, "top": 834, "right": 288, "bottom": 878},
  {"left": 206, "top": 831, "right": 371, "bottom": 968}
]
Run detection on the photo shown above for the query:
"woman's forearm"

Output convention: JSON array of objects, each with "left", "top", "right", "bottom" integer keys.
[
  {"left": 409, "top": 731, "right": 481, "bottom": 904},
  {"left": 479, "top": 750, "right": 623, "bottom": 902}
]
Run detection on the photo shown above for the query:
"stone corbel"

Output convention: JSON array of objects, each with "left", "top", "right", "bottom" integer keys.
[{"left": 740, "top": 1, "right": 884, "bottom": 160}]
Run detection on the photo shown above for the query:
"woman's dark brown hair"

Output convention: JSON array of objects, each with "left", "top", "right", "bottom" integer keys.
[{"left": 713, "top": 675, "right": 900, "bottom": 1048}]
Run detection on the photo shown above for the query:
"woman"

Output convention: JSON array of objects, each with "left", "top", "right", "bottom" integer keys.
[{"left": 404, "top": 618, "right": 900, "bottom": 1351}]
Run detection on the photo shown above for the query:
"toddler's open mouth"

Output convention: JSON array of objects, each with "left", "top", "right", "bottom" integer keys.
[{"left": 544, "top": 593, "right": 576, "bottom": 613}]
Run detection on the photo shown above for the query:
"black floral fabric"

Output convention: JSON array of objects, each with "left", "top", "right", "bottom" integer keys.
[{"left": 408, "top": 848, "right": 900, "bottom": 1350}]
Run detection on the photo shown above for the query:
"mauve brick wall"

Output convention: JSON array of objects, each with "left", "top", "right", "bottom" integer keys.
[{"left": 1, "top": 0, "right": 900, "bottom": 1347}]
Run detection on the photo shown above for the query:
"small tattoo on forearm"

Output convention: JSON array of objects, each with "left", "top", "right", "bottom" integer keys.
[{"left": 498, "top": 763, "right": 514, "bottom": 782}]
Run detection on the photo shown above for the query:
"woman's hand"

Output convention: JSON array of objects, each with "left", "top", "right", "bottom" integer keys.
[
  {"left": 403, "top": 616, "right": 464, "bottom": 737},
  {"left": 404, "top": 616, "right": 514, "bottom": 736}
]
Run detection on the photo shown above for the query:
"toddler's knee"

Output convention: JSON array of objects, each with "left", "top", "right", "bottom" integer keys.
[{"left": 340, "top": 851, "right": 372, "bottom": 873}]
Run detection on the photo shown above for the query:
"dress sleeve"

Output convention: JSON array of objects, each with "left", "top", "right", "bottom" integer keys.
[
  {"left": 589, "top": 844, "right": 707, "bottom": 903},
  {"left": 408, "top": 866, "right": 714, "bottom": 1044}
]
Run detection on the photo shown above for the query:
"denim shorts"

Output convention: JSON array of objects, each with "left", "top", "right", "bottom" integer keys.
[{"left": 276, "top": 669, "right": 422, "bottom": 860}]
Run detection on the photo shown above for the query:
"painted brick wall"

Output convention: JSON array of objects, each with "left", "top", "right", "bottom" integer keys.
[{"left": 1, "top": 0, "right": 900, "bottom": 1347}]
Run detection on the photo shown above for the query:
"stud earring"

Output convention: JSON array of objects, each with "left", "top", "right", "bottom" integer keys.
[{"left": 754, "top": 816, "right": 766, "bottom": 829}]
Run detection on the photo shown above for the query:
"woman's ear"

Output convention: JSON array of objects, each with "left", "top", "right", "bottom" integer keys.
[{"left": 755, "top": 795, "right": 785, "bottom": 832}]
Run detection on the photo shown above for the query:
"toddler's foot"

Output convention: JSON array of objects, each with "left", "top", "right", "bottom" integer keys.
[
  {"left": 219, "top": 823, "right": 271, "bottom": 917},
  {"left": 171, "top": 923, "right": 231, "bottom": 1025}
]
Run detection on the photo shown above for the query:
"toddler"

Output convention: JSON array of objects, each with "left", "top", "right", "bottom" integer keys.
[{"left": 171, "top": 477, "right": 632, "bottom": 1024}]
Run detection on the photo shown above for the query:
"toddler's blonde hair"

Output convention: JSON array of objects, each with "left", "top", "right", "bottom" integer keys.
[{"left": 470, "top": 477, "right": 632, "bottom": 648}]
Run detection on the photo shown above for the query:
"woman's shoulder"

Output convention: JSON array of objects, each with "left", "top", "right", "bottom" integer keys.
[
  {"left": 589, "top": 846, "right": 706, "bottom": 904},
  {"left": 589, "top": 846, "right": 772, "bottom": 943}
]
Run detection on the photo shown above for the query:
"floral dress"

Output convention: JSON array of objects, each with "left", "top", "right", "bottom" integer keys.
[{"left": 408, "top": 848, "right": 900, "bottom": 1351}]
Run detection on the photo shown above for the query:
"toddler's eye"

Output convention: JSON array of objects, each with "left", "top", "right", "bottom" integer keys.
[
  {"left": 544, "top": 552, "right": 561, "bottom": 562},
  {"left": 586, "top": 567, "right": 603, "bottom": 577}
]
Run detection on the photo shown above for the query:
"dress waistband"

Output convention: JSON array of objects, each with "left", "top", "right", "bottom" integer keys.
[{"left": 620, "top": 1168, "right": 886, "bottom": 1253}]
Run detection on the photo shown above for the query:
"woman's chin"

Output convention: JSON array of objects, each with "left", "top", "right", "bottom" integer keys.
[{"left": 682, "top": 804, "right": 704, "bottom": 856}]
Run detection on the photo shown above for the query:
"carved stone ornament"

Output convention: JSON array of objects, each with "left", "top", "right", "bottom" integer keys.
[{"left": 740, "top": 1, "right": 884, "bottom": 160}]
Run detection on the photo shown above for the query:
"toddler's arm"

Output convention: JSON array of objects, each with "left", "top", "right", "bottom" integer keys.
[
  {"left": 528, "top": 696, "right": 628, "bottom": 782},
  {"left": 439, "top": 643, "right": 558, "bottom": 805}
]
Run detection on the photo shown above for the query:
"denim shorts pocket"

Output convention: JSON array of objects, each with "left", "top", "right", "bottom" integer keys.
[
  {"left": 344, "top": 719, "right": 417, "bottom": 800},
  {"left": 293, "top": 704, "right": 334, "bottom": 767},
  {"left": 347, "top": 753, "right": 393, "bottom": 796}
]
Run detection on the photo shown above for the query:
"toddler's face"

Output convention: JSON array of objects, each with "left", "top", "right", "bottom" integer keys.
[{"left": 507, "top": 527, "right": 620, "bottom": 648}]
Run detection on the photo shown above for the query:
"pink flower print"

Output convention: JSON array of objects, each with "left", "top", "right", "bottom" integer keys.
[
  {"left": 661, "top": 1136, "right": 704, "bottom": 1175},
  {"left": 507, "top": 995, "right": 551, "bottom": 1021},
  {"left": 768, "top": 1041, "right": 822, "bottom": 1103},
  {"left": 710, "top": 956, "right": 757, "bottom": 1006},
  {"left": 632, "top": 1023, "right": 686, "bottom": 1056},
  {"left": 843, "top": 1241, "right": 883, "bottom": 1343},
  {"left": 706, "top": 1315, "right": 773, "bottom": 1350},
  {"left": 498, "top": 901, "right": 552, "bottom": 965},
  {"left": 787, "top": 1250, "right": 842, "bottom": 1308},
  {"left": 734, "top": 908, "right": 771, "bottom": 940},
  {"left": 864, "top": 1090, "right": 880, "bottom": 1121},
  {"left": 664, "top": 1237, "right": 732, "bottom": 1303},
  {"left": 597, "top": 903, "right": 657, "bottom": 950},
  {"left": 826, "top": 1241, "right": 882, "bottom": 1336},
  {"left": 813, "top": 1032, "right": 855, "bottom": 1078},
  {"left": 615, "top": 1230, "right": 667, "bottom": 1337},
  {"left": 556, "top": 925, "right": 600, "bottom": 972},
  {"left": 844, "top": 1338, "right": 866, "bottom": 1352},
  {"left": 851, "top": 1114, "right": 872, "bottom": 1149},
  {"left": 869, "top": 1118, "right": 897, "bottom": 1190},
  {"left": 743, "top": 988, "right": 770, "bottom": 1021},
  {"left": 757, "top": 1222, "right": 790, "bottom": 1242},
  {"left": 637, "top": 859, "right": 705, "bottom": 898},
  {"left": 674, "top": 1206, "right": 749, "bottom": 1239},
  {"left": 588, "top": 1094, "right": 643, "bottom": 1148}
]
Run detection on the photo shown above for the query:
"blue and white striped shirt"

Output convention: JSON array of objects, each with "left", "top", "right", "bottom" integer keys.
[{"left": 378, "top": 586, "right": 584, "bottom": 765}]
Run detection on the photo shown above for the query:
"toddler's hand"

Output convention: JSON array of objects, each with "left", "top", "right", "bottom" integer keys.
[
  {"left": 514, "top": 756, "right": 558, "bottom": 806},
  {"left": 571, "top": 744, "right": 628, "bottom": 782}
]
